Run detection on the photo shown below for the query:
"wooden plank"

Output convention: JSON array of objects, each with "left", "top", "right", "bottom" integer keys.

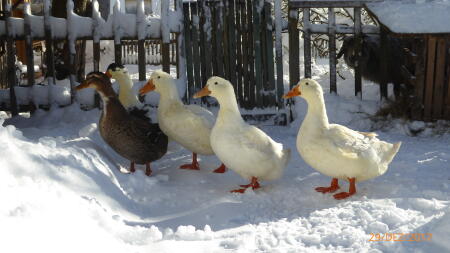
[
  {"left": 240, "top": 0, "right": 250, "bottom": 109},
  {"left": 309, "top": 24, "right": 379, "bottom": 34},
  {"left": 235, "top": 0, "right": 244, "bottom": 106},
  {"left": 274, "top": 0, "right": 284, "bottom": 110},
  {"left": 222, "top": 0, "right": 230, "bottom": 81},
  {"left": 4, "top": 3, "right": 18, "bottom": 115},
  {"left": 176, "top": 0, "right": 186, "bottom": 100},
  {"left": 263, "top": 1, "right": 276, "bottom": 107},
  {"left": 423, "top": 36, "right": 437, "bottom": 121},
  {"left": 161, "top": 0, "right": 170, "bottom": 73},
  {"left": 190, "top": 3, "right": 201, "bottom": 97},
  {"left": 289, "top": 0, "right": 380, "bottom": 8},
  {"left": 138, "top": 40, "right": 146, "bottom": 81},
  {"left": 328, "top": 8, "right": 336, "bottom": 93},
  {"left": 198, "top": 0, "right": 207, "bottom": 84},
  {"left": 253, "top": 0, "right": 263, "bottom": 108},
  {"left": 411, "top": 38, "right": 426, "bottom": 120},
  {"left": 183, "top": 2, "right": 194, "bottom": 101},
  {"left": 201, "top": 0, "right": 213, "bottom": 85},
  {"left": 379, "top": 26, "right": 389, "bottom": 99},
  {"left": 23, "top": 3, "right": 35, "bottom": 87},
  {"left": 303, "top": 8, "right": 312, "bottom": 78},
  {"left": 93, "top": 42, "right": 100, "bottom": 72},
  {"left": 431, "top": 38, "right": 446, "bottom": 119},
  {"left": 228, "top": 0, "right": 238, "bottom": 90},
  {"left": 288, "top": 7, "right": 299, "bottom": 87},
  {"left": 354, "top": 7, "right": 362, "bottom": 98},
  {"left": 214, "top": 1, "right": 224, "bottom": 77},
  {"left": 246, "top": 0, "right": 255, "bottom": 108},
  {"left": 43, "top": 0, "right": 55, "bottom": 85},
  {"left": 445, "top": 57, "right": 450, "bottom": 119}
]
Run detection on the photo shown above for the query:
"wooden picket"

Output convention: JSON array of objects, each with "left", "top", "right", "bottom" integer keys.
[{"left": 183, "top": 0, "right": 286, "bottom": 122}]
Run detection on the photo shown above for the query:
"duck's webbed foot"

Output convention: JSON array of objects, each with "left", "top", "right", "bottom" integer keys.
[
  {"left": 179, "top": 153, "right": 200, "bottom": 170},
  {"left": 213, "top": 163, "right": 227, "bottom": 173},
  {"left": 333, "top": 177, "right": 356, "bottom": 200},
  {"left": 231, "top": 177, "right": 260, "bottom": 193},
  {"left": 315, "top": 178, "right": 340, "bottom": 193}
]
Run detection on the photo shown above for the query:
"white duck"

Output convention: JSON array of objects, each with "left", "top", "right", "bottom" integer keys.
[
  {"left": 139, "top": 70, "right": 226, "bottom": 173},
  {"left": 105, "top": 63, "right": 151, "bottom": 121},
  {"left": 283, "top": 79, "right": 401, "bottom": 200},
  {"left": 194, "top": 76, "right": 291, "bottom": 193}
]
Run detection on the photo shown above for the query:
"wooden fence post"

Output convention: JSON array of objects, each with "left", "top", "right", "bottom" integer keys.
[
  {"left": 23, "top": 2, "right": 35, "bottom": 87},
  {"left": 92, "top": 0, "right": 101, "bottom": 73},
  {"left": 288, "top": 6, "right": 299, "bottom": 87},
  {"left": 432, "top": 38, "right": 446, "bottom": 119},
  {"left": 274, "top": 0, "right": 284, "bottom": 111},
  {"left": 303, "top": 8, "right": 312, "bottom": 79},
  {"left": 354, "top": 7, "right": 362, "bottom": 99},
  {"left": 239, "top": 0, "right": 249, "bottom": 108},
  {"left": 137, "top": 0, "right": 146, "bottom": 81},
  {"left": 67, "top": 0, "right": 77, "bottom": 102},
  {"left": 328, "top": 8, "right": 337, "bottom": 94},
  {"left": 176, "top": 0, "right": 186, "bottom": 100},
  {"left": 4, "top": 2, "right": 18, "bottom": 115},
  {"left": 161, "top": 0, "right": 170, "bottom": 73},
  {"left": 252, "top": 0, "right": 263, "bottom": 108},
  {"left": 183, "top": 2, "right": 194, "bottom": 101},
  {"left": 113, "top": 0, "right": 122, "bottom": 65},
  {"left": 263, "top": 1, "right": 275, "bottom": 107},
  {"left": 43, "top": 0, "right": 56, "bottom": 85}
]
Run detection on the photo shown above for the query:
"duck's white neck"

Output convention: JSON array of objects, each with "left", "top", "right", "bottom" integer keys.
[
  {"left": 158, "top": 81, "right": 183, "bottom": 108},
  {"left": 302, "top": 91, "right": 329, "bottom": 131},
  {"left": 116, "top": 74, "right": 141, "bottom": 109},
  {"left": 215, "top": 90, "right": 243, "bottom": 125}
]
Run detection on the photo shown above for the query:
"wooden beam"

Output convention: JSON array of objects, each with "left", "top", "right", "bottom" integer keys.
[
  {"left": 4, "top": 2, "right": 18, "bottom": 115},
  {"left": 288, "top": 7, "right": 299, "bottom": 87},
  {"left": 431, "top": 38, "right": 446, "bottom": 119},
  {"left": 423, "top": 36, "right": 437, "bottom": 121},
  {"left": 328, "top": 7, "right": 337, "bottom": 94},
  {"left": 303, "top": 8, "right": 312, "bottom": 78},
  {"left": 290, "top": 0, "right": 381, "bottom": 8}
]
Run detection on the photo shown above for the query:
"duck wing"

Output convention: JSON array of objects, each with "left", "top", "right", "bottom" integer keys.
[
  {"left": 325, "top": 124, "right": 375, "bottom": 160},
  {"left": 128, "top": 107, "right": 151, "bottom": 122},
  {"left": 185, "top": 104, "right": 215, "bottom": 129},
  {"left": 129, "top": 117, "right": 167, "bottom": 145}
]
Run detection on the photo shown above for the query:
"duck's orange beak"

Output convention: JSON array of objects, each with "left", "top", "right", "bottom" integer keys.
[
  {"left": 105, "top": 71, "right": 112, "bottom": 78},
  {"left": 283, "top": 85, "right": 301, "bottom": 98},
  {"left": 193, "top": 85, "right": 211, "bottom": 98},
  {"left": 139, "top": 79, "right": 156, "bottom": 95},
  {"left": 75, "top": 80, "right": 91, "bottom": 91}
]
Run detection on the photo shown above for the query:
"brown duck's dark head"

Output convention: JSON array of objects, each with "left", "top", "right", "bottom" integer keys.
[{"left": 76, "top": 72, "right": 116, "bottom": 98}]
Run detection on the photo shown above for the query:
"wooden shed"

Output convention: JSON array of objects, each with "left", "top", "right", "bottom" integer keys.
[{"left": 366, "top": 0, "right": 450, "bottom": 121}]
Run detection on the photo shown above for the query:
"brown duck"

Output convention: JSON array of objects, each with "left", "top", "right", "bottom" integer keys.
[{"left": 76, "top": 72, "right": 168, "bottom": 176}]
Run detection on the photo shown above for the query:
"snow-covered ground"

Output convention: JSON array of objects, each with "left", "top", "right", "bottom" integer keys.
[{"left": 1, "top": 60, "right": 450, "bottom": 252}]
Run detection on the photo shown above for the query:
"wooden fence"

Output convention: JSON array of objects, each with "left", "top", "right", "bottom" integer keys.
[
  {"left": 0, "top": 0, "right": 185, "bottom": 115},
  {"left": 288, "top": 0, "right": 380, "bottom": 98},
  {"left": 182, "top": 0, "right": 285, "bottom": 122},
  {"left": 121, "top": 35, "right": 178, "bottom": 65}
]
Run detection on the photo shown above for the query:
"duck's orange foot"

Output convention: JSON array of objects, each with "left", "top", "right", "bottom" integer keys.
[
  {"left": 231, "top": 177, "right": 260, "bottom": 193},
  {"left": 333, "top": 191, "right": 355, "bottom": 200},
  {"left": 315, "top": 178, "right": 339, "bottom": 193},
  {"left": 213, "top": 164, "right": 227, "bottom": 173},
  {"left": 145, "top": 163, "right": 152, "bottom": 177},
  {"left": 179, "top": 163, "right": 200, "bottom": 170},
  {"left": 333, "top": 177, "right": 356, "bottom": 200},
  {"left": 180, "top": 153, "right": 200, "bottom": 170},
  {"left": 315, "top": 185, "right": 340, "bottom": 193},
  {"left": 230, "top": 188, "right": 247, "bottom": 193}
]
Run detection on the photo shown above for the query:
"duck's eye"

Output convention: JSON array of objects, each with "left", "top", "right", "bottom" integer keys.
[
  {"left": 158, "top": 76, "right": 161, "bottom": 79},
  {"left": 214, "top": 82, "right": 218, "bottom": 85},
  {"left": 305, "top": 82, "right": 309, "bottom": 86}
]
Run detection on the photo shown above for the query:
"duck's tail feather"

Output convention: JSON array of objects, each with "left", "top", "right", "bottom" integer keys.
[{"left": 383, "top": 142, "right": 401, "bottom": 165}]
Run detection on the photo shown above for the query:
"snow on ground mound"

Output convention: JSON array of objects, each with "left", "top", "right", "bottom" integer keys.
[
  {"left": 2, "top": 58, "right": 450, "bottom": 251},
  {"left": 1, "top": 99, "right": 450, "bottom": 252}
]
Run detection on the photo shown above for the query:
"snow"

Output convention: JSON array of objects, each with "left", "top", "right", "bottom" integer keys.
[
  {"left": 366, "top": 0, "right": 450, "bottom": 34},
  {"left": 1, "top": 57, "right": 450, "bottom": 252}
]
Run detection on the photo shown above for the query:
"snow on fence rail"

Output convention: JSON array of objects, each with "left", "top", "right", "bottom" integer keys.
[{"left": 0, "top": 0, "right": 185, "bottom": 116}]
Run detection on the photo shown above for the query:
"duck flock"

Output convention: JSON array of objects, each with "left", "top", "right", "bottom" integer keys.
[{"left": 75, "top": 63, "right": 401, "bottom": 200}]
